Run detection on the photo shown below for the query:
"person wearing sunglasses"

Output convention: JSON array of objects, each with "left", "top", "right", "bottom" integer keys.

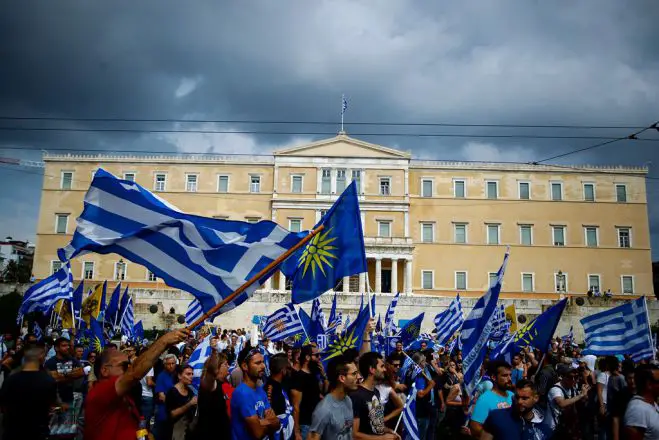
[{"left": 83, "top": 329, "right": 189, "bottom": 440}]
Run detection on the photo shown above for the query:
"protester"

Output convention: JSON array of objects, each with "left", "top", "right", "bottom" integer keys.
[
  {"left": 165, "top": 365, "right": 197, "bottom": 440},
  {"left": 623, "top": 364, "right": 659, "bottom": 440},
  {"left": 265, "top": 353, "right": 294, "bottom": 440},
  {"left": 154, "top": 353, "right": 177, "bottom": 440},
  {"left": 546, "top": 363, "right": 590, "bottom": 439},
  {"left": 291, "top": 344, "right": 326, "bottom": 440},
  {"left": 191, "top": 346, "right": 231, "bottom": 439},
  {"left": 469, "top": 360, "right": 514, "bottom": 438}
]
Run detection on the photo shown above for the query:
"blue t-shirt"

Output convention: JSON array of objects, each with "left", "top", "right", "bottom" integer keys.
[
  {"left": 483, "top": 406, "right": 552, "bottom": 440},
  {"left": 471, "top": 389, "right": 514, "bottom": 424},
  {"left": 231, "top": 382, "right": 272, "bottom": 440},
  {"left": 155, "top": 371, "right": 175, "bottom": 422}
]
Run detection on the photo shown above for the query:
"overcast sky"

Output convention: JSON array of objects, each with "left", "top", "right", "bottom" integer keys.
[{"left": 1, "top": 0, "right": 658, "bottom": 258}]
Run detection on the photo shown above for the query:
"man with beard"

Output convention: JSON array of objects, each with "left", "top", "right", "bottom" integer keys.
[
  {"left": 350, "top": 352, "right": 400, "bottom": 439},
  {"left": 481, "top": 379, "right": 552, "bottom": 440},
  {"left": 231, "top": 347, "right": 280, "bottom": 440},
  {"left": 291, "top": 345, "right": 327, "bottom": 440},
  {"left": 308, "top": 356, "right": 360, "bottom": 440},
  {"left": 470, "top": 360, "right": 515, "bottom": 438}
]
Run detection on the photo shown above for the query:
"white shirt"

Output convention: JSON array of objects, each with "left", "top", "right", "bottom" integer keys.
[
  {"left": 597, "top": 371, "right": 610, "bottom": 405},
  {"left": 141, "top": 368, "right": 155, "bottom": 398},
  {"left": 624, "top": 396, "right": 659, "bottom": 440}
]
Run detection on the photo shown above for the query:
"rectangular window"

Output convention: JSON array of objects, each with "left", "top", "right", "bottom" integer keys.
[
  {"left": 378, "top": 221, "right": 391, "bottom": 237},
  {"left": 618, "top": 227, "right": 631, "bottom": 248},
  {"left": 486, "top": 181, "right": 498, "bottom": 199},
  {"left": 291, "top": 175, "right": 303, "bottom": 193},
  {"left": 250, "top": 175, "right": 261, "bottom": 193},
  {"left": 351, "top": 170, "right": 362, "bottom": 194},
  {"left": 336, "top": 169, "right": 346, "bottom": 193},
  {"left": 147, "top": 270, "right": 157, "bottom": 282},
  {"left": 588, "top": 274, "right": 601, "bottom": 294},
  {"left": 454, "top": 179, "right": 466, "bottom": 198},
  {"left": 455, "top": 272, "right": 467, "bottom": 290},
  {"left": 289, "top": 219, "right": 302, "bottom": 233},
  {"left": 56, "top": 214, "right": 69, "bottom": 234},
  {"left": 218, "top": 175, "right": 229, "bottom": 193},
  {"left": 321, "top": 168, "right": 331, "bottom": 194},
  {"left": 487, "top": 224, "right": 500, "bottom": 245},
  {"left": 518, "top": 182, "right": 530, "bottom": 200},
  {"left": 379, "top": 178, "right": 391, "bottom": 196},
  {"left": 551, "top": 182, "right": 563, "bottom": 201},
  {"left": 51, "top": 261, "right": 62, "bottom": 275},
  {"left": 421, "top": 179, "right": 433, "bottom": 197},
  {"left": 520, "top": 225, "right": 533, "bottom": 245},
  {"left": 83, "top": 262, "right": 94, "bottom": 280},
  {"left": 61, "top": 171, "right": 73, "bottom": 190},
  {"left": 186, "top": 174, "right": 198, "bottom": 192},
  {"left": 616, "top": 184, "right": 627, "bottom": 202},
  {"left": 489, "top": 272, "right": 498, "bottom": 287},
  {"left": 155, "top": 173, "right": 167, "bottom": 191},
  {"left": 621, "top": 276, "right": 634, "bottom": 294},
  {"left": 123, "top": 172, "right": 136, "bottom": 182},
  {"left": 245, "top": 217, "right": 261, "bottom": 224},
  {"left": 422, "top": 271, "right": 434, "bottom": 289},
  {"left": 115, "top": 262, "right": 126, "bottom": 281},
  {"left": 555, "top": 272, "right": 568, "bottom": 293},
  {"left": 583, "top": 183, "right": 595, "bottom": 201},
  {"left": 585, "top": 226, "right": 599, "bottom": 247},
  {"left": 522, "top": 273, "right": 534, "bottom": 292},
  {"left": 421, "top": 223, "right": 434, "bottom": 243},
  {"left": 552, "top": 226, "right": 565, "bottom": 246},
  {"left": 454, "top": 224, "right": 467, "bottom": 244}
]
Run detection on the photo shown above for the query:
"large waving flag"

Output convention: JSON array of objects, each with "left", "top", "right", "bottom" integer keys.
[
  {"left": 491, "top": 298, "right": 568, "bottom": 362},
  {"left": 18, "top": 263, "right": 73, "bottom": 320},
  {"left": 283, "top": 181, "right": 366, "bottom": 304},
  {"left": 582, "top": 296, "right": 654, "bottom": 361},
  {"left": 105, "top": 283, "right": 122, "bottom": 327},
  {"left": 58, "top": 168, "right": 305, "bottom": 316},
  {"left": 384, "top": 292, "right": 400, "bottom": 336},
  {"left": 262, "top": 304, "right": 306, "bottom": 343},
  {"left": 398, "top": 312, "right": 425, "bottom": 348},
  {"left": 461, "top": 250, "right": 509, "bottom": 394},
  {"left": 322, "top": 306, "right": 370, "bottom": 364},
  {"left": 81, "top": 281, "right": 106, "bottom": 325},
  {"left": 434, "top": 295, "right": 464, "bottom": 345}
]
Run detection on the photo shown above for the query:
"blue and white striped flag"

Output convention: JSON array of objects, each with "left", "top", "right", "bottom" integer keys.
[
  {"left": 490, "top": 304, "right": 510, "bottom": 342},
  {"left": 189, "top": 336, "right": 212, "bottom": 389},
  {"left": 400, "top": 356, "right": 423, "bottom": 380},
  {"left": 311, "top": 299, "right": 326, "bottom": 333},
  {"left": 384, "top": 292, "right": 400, "bottom": 336},
  {"left": 18, "top": 263, "right": 73, "bottom": 321},
  {"left": 461, "top": 250, "right": 509, "bottom": 394},
  {"left": 57, "top": 169, "right": 305, "bottom": 316},
  {"left": 33, "top": 322, "right": 43, "bottom": 341},
  {"left": 186, "top": 299, "right": 204, "bottom": 327},
  {"left": 327, "top": 292, "right": 340, "bottom": 334},
  {"left": 434, "top": 295, "right": 464, "bottom": 346},
  {"left": 262, "top": 304, "right": 305, "bottom": 342},
  {"left": 582, "top": 296, "right": 654, "bottom": 362},
  {"left": 120, "top": 296, "right": 134, "bottom": 337},
  {"left": 341, "top": 95, "right": 348, "bottom": 115},
  {"left": 402, "top": 384, "right": 420, "bottom": 440}
]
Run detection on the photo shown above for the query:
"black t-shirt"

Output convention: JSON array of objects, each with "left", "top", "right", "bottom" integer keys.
[
  {"left": 350, "top": 386, "right": 386, "bottom": 435},
  {"left": 44, "top": 356, "right": 81, "bottom": 403},
  {"left": 291, "top": 369, "right": 321, "bottom": 425},
  {"left": 265, "top": 377, "right": 287, "bottom": 416},
  {"left": 165, "top": 386, "right": 195, "bottom": 439},
  {"left": 192, "top": 380, "right": 230, "bottom": 440},
  {"left": 0, "top": 369, "right": 57, "bottom": 440}
]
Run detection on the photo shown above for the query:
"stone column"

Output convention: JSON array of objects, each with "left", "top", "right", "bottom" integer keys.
[
  {"left": 375, "top": 257, "right": 382, "bottom": 294},
  {"left": 264, "top": 278, "right": 272, "bottom": 291},
  {"left": 359, "top": 272, "right": 366, "bottom": 293},
  {"left": 343, "top": 276, "right": 350, "bottom": 294},
  {"left": 405, "top": 259, "right": 413, "bottom": 295},
  {"left": 279, "top": 272, "right": 287, "bottom": 292},
  {"left": 391, "top": 258, "right": 398, "bottom": 294}
]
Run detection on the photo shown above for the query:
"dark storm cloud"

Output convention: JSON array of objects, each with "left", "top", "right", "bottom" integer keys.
[{"left": 1, "top": 0, "right": 658, "bottom": 254}]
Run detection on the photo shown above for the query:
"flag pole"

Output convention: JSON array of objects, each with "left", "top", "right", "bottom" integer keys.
[
  {"left": 188, "top": 224, "right": 325, "bottom": 330},
  {"left": 394, "top": 383, "right": 416, "bottom": 432},
  {"left": 341, "top": 94, "right": 345, "bottom": 133}
]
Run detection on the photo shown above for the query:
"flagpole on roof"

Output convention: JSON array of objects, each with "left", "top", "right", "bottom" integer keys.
[{"left": 187, "top": 224, "right": 326, "bottom": 330}]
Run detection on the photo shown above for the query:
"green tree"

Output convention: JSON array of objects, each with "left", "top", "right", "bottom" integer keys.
[
  {"left": 2, "top": 258, "right": 33, "bottom": 283},
  {"left": 0, "top": 292, "right": 23, "bottom": 334}
]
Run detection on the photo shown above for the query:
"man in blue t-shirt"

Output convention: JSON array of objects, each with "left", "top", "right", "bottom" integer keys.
[
  {"left": 470, "top": 359, "right": 515, "bottom": 438},
  {"left": 482, "top": 379, "right": 552, "bottom": 440},
  {"left": 231, "top": 347, "right": 280, "bottom": 440}
]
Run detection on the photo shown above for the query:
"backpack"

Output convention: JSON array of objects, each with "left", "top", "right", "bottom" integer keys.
[{"left": 549, "top": 385, "right": 582, "bottom": 440}]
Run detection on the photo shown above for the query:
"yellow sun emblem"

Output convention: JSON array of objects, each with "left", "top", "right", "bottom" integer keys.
[
  {"left": 323, "top": 329, "right": 359, "bottom": 362},
  {"left": 274, "top": 319, "right": 286, "bottom": 332},
  {"left": 298, "top": 227, "right": 338, "bottom": 278},
  {"left": 93, "top": 336, "right": 103, "bottom": 353}
]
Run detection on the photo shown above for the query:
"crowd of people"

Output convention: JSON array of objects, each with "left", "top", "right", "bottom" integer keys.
[{"left": 0, "top": 321, "right": 658, "bottom": 440}]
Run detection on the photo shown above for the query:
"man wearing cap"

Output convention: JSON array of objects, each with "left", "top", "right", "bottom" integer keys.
[{"left": 545, "top": 363, "right": 590, "bottom": 437}]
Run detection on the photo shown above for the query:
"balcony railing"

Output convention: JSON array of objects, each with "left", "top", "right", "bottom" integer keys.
[{"left": 364, "top": 236, "right": 413, "bottom": 246}]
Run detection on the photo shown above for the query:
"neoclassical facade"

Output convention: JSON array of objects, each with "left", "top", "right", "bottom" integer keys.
[{"left": 33, "top": 134, "right": 653, "bottom": 320}]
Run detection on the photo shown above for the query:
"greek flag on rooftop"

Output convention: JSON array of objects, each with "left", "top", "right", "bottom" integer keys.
[
  {"left": 18, "top": 262, "right": 73, "bottom": 321},
  {"left": 120, "top": 295, "right": 134, "bottom": 337},
  {"left": 434, "top": 294, "right": 464, "bottom": 346},
  {"left": 402, "top": 384, "right": 420, "bottom": 440},
  {"left": 262, "top": 304, "right": 305, "bottom": 342},
  {"left": 186, "top": 299, "right": 204, "bottom": 327},
  {"left": 461, "top": 249, "right": 509, "bottom": 394},
  {"left": 384, "top": 291, "right": 400, "bottom": 336},
  {"left": 582, "top": 296, "right": 654, "bottom": 362},
  {"left": 58, "top": 169, "right": 304, "bottom": 315}
]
